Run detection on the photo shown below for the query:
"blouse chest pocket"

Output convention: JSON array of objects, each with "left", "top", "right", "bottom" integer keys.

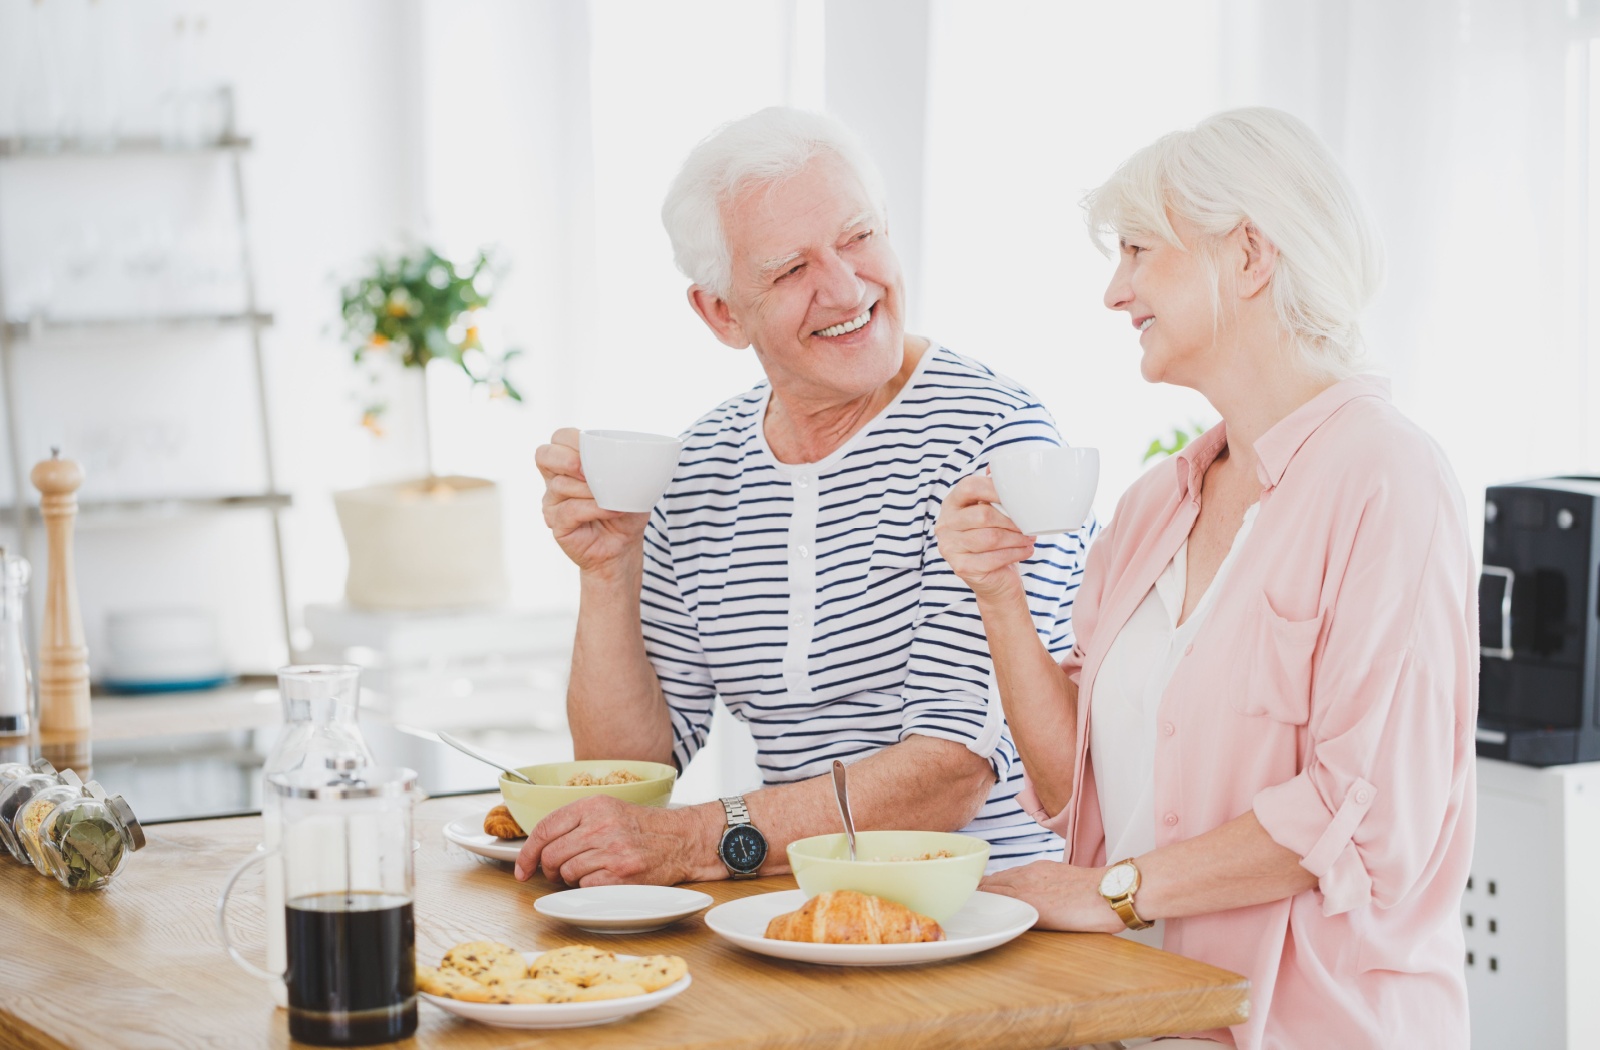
[{"left": 1231, "top": 591, "right": 1324, "bottom": 726}]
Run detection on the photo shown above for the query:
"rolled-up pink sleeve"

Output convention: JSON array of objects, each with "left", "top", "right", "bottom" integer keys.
[{"left": 1253, "top": 479, "right": 1476, "bottom": 916}]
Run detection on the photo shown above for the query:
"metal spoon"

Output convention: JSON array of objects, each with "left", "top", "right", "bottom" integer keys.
[
  {"left": 436, "top": 731, "right": 535, "bottom": 785},
  {"left": 831, "top": 759, "right": 858, "bottom": 861}
]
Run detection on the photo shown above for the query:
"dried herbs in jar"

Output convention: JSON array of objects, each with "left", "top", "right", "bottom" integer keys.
[{"left": 41, "top": 790, "right": 144, "bottom": 890}]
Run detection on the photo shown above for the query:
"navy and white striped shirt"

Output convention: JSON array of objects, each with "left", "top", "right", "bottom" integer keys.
[{"left": 642, "top": 345, "right": 1095, "bottom": 868}]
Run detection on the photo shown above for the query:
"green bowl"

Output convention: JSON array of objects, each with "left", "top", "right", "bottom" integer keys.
[
  {"left": 787, "top": 830, "right": 989, "bottom": 922},
  {"left": 498, "top": 759, "right": 676, "bottom": 832}
]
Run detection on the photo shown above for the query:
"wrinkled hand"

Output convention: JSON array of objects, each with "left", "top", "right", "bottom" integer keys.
[
  {"left": 980, "top": 860, "right": 1123, "bottom": 933},
  {"left": 513, "top": 796, "right": 714, "bottom": 887},
  {"left": 536, "top": 428, "right": 650, "bottom": 576},
  {"left": 934, "top": 472, "right": 1035, "bottom": 602}
]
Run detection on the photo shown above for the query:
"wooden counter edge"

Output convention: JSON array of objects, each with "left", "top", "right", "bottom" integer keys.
[{"left": 0, "top": 1012, "right": 70, "bottom": 1050}]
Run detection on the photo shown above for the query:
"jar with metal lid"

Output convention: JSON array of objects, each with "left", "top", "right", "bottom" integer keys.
[
  {"left": 14, "top": 771, "right": 85, "bottom": 874},
  {"left": 0, "top": 759, "right": 34, "bottom": 790},
  {"left": 0, "top": 759, "right": 59, "bottom": 861},
  {"left": 39, "top": 783, "right": 145, "bottom": 890}
]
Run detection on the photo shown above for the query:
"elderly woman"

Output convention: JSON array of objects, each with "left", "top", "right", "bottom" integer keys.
[
  {"left": 936, "top": 108, "right": 1475, "bottom": 1049},
  {"left": 517, "top": 107, "right": 1094, "bottom": 889}
]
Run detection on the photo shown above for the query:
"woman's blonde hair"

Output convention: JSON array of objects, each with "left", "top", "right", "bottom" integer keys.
[{"left": 1084, "top": 107, "right": 1384, "bottom": 378}]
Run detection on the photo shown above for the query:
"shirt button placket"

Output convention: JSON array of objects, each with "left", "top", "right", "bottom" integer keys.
[{"left": 783, "top": 473, "right": 820, "bottom": 698}]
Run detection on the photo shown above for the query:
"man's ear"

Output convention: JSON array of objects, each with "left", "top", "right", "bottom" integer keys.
[
  {"left": 687, "top": 286, "right": 751, "bottom": 349},
  {"left": 1233, "top": 221, "right": 1278, "bottom": 300}
]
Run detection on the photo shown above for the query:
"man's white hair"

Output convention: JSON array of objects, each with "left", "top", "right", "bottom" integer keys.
[
  {"left": 661, "top": 107, "right": 888, "bottom": 298},
  {"left": 1084, "top": 107, "right": 1385, "bottom": 378}
]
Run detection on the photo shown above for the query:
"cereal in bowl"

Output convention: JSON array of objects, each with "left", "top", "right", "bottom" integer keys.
[{"left": 564, "top": 769, "right": 645, "bottom": 787}]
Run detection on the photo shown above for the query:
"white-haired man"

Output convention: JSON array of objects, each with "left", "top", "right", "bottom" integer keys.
[{"left": 517, "top": 107, "right": 1095, "bottom": 888}]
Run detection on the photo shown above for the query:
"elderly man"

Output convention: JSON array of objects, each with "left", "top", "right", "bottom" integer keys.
[{"left": 517, "top": 107, "right": 1094, "bottom": 888}]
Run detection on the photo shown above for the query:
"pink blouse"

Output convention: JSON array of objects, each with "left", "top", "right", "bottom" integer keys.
[{"left": 1019, "top": 376, "right": 1476, "bottom": 1049}]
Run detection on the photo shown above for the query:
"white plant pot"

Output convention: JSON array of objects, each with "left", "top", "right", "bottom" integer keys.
[{"left": 332, "top": 475, "right": 508, "bottom": 610}]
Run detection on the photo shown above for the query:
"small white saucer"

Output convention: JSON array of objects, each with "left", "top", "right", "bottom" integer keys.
[
  {"left": 534, "top": 885, "right": 714, "bottom": 934},
  {"left": 442, "top": 812, "right": 523, "bottom": 865}
]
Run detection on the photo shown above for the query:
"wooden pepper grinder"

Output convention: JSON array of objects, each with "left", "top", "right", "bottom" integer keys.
[{"left": 31, "top": 448, "right": 91, "bottom": 734}]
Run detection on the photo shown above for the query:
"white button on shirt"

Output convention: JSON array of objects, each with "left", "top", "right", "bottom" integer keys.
[{"left": 1089, "top": 504, "right": 1258, "bottom": 947}]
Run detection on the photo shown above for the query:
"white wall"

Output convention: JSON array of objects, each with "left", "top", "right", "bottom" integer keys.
[{"left": 919, "top": 0, "right": 1223, "bottom": 517}]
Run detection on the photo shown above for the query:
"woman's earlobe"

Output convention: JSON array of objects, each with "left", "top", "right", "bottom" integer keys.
[{"left": 1240, "top": 222, "right": 1278, "bottom": 296}]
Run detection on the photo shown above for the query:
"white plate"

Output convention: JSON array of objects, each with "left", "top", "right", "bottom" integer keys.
[
  {"left": 442, "top": 812, "right": 524, "bottom": 865},
  {"left": 704, "top": 890, "right": 1038, "bottom": 966},
  {"left": 535, "top": 886, "right": 714, "bottom": 934},
  {"left": 419, "top": 951, "right": 692, "bottom": 1030}
]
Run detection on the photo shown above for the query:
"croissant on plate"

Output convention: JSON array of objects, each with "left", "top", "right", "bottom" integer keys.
[
  {"left": 483, "top": 804, "right": 525, "bottom": 839},
  {"left": 764, "top": 890, "right": 946, "bottom": 944}
]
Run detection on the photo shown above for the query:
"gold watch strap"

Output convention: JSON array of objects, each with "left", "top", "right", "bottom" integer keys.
[
  {"left": 1109, "top": 894, "right": 1153, "bottom": 931},
  {"left": 1104, "top": 859, "right": 1154, "bottom": 931}
]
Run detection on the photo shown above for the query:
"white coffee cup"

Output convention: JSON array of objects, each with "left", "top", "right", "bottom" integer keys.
[
  {"left": 579, "top": 430, "right": 683, "bottom": 513},
  {"left": 988, "top": 445, "right": 1099, "bottom": 536}
]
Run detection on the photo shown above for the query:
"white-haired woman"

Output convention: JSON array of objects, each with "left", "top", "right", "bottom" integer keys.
[
  {"left": 936, "top": 108, "right": 1475, "bottom": 1048},
  {"left": 519, "top": 107, "right": 1096, "bottom": 889}
]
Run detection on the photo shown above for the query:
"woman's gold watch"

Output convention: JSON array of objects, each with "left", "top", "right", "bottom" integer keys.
[{"left": 1098, "top": 858, "right": 1154, "bottom": 931}]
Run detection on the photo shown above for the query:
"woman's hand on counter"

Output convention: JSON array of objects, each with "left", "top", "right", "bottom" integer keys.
[{"left": 981, "top": 860, "right": 1124, "bottom": 934}]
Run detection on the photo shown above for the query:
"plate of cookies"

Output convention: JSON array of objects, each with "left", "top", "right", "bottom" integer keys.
[
  {"left": 441, "top": 806, "right": 526, "bottom": 865},
  {"left": 417, "top": 941, "right": 691, "bottom": 1029}
]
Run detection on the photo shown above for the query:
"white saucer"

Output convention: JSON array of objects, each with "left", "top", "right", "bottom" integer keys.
[
  {"left": 535, "top": 886, "right": 714, "bottom": 934},
  {"left": 419, "top": 950, "right": 691, "bottom": 1030},
  {"left": 704, "top": 889, "right": 1037, "bottom": 966},
  {"left": 442, "top": 812, "right": 523, "bottom": 865}
]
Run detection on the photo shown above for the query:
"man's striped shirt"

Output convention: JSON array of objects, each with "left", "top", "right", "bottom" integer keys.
[{"left": 642, "top": 345, "right": 1096, "bottom": 868}]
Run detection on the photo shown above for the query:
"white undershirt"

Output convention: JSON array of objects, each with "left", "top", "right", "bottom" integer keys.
[{"left": 1090, "top": 504, "right": 1258, "bottom": 949}]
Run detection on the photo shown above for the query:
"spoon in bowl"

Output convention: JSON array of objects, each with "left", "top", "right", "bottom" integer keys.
[
  {"left": 436, "top": 731, "right": 535, "bottom": 785},
  {"left": 831, "top": 759, "right": 858, "bottom": 861}
]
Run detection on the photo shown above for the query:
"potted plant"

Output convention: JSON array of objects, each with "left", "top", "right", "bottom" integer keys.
[{"left": 331, "top": 246, "right": 522, "bottom": 611}]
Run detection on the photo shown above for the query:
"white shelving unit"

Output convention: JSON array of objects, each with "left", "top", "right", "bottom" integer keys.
[
  {"left": 0, "top": 134, "right": 292, "bottom": 660},
  {"left": 1468, "top": 756, "right": 1600, "bottom": 1048}
]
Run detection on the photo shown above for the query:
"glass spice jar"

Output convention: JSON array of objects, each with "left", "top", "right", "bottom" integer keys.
[
  {"left": 40, "top": 784, "right": 145, "bottom": 890},
  {"left": 0, "top": 759, "right": 59, "bottom": 862},
  {"left": 15, "top": 771, "right": 85, "bottom": 875},
  {"left": 0, "top": 760, "right": 33, "bottom": 797}
]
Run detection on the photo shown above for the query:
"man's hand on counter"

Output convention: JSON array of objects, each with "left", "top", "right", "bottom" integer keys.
[{"left": 514, "top": 797, "right": 726, "bottom": 886}]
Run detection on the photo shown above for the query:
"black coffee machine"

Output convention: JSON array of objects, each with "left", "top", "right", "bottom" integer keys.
[{"left": 1477, "top": 476, "right": 1600, "bottom": 766}]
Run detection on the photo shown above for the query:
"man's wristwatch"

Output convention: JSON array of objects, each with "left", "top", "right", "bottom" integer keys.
[
  {"left": 1098, "top": 858, "right": 1154, "bottom": 931},
  {"left": 717, "top": 796, "right": 768, "bottom": 879}
]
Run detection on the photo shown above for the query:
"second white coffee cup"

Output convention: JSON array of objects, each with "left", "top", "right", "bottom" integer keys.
[
  {"left": 988, "top": 445, "right": 1099, "bottom": 536},
  {"left": 579, "top": 430, "right": 684, "bottom": 513}
]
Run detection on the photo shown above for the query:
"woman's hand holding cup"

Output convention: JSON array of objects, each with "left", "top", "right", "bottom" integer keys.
[
  {"left": 936, "top": 472, "right": 1037, "bottom": 603},
  {"left": 536, "top": 428, "right": 660, "bottom": 577}
]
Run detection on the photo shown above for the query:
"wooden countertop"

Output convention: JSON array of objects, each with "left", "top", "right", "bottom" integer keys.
[{"left": 0, "top": 793, "right": 1249, "bottom": 1049}]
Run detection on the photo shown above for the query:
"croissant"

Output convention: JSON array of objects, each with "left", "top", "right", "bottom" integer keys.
[
  {"left": 764, "top": 890, "right": 945, "bottom": 944},
  {"left": 483, "top": 804, "right": 525, "bottom": 839}
]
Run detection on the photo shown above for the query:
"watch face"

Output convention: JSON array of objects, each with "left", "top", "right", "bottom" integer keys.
[
  {"left": 720, "top": 824, "right": 767, "bottom": 873},
  {"left": 1100, "top": 863, "right": 1137, "bottom": 897}
]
